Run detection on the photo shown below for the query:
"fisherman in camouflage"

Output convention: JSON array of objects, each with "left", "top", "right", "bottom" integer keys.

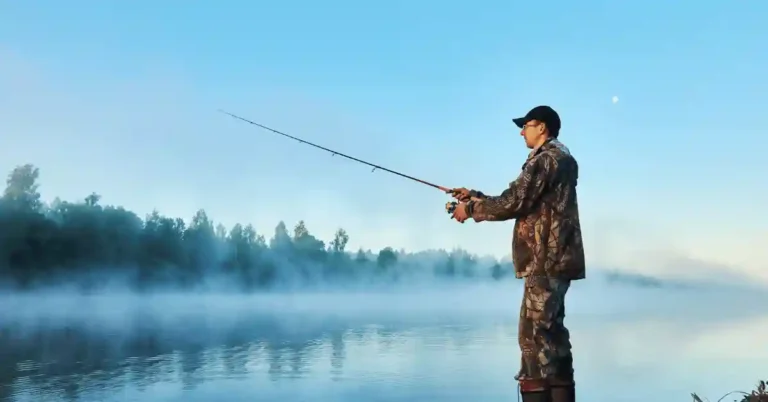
[{"left": 450, "top": 105, "right": 585, "bottom": 402}]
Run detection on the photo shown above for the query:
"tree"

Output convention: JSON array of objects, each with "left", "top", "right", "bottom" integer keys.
[
  {"left": 445, "top": 254, "right": 456, "bottom": 277},
  {"left": 270, "top": 221, "right": 292, "bottom": 250},
  {"left": 293, "top": 221, "right": 308, "bottom": 240},
  {"left": 376, "top": 247, "right": 397, "bottom": 271},
  {"left": 292, "top": 220, "right": 325, "bottom": 262},
  {"left": 84, "top": 193, "right": 101, "bottom": 207},
  {"left": 457, "top": 251, "right": 477, "bottom": 278},
  {"left": 189, "top": 210, "right": 214, "bottom": 233},
  {"left": 3, "top": 164, "right": 42, "bottom": 211},
  {"left": 182, "top": 209, "right": 217, "bottom": 284},
  {"left": 491, "top": 263, "right": 504, "bottom": 280},
  {"left": 242, "top": 225, "right": 260, "bottom": 246},
  {"left": 329, "top": 228, "right": 349, "bottom": 254},
  {"left": 216, "top": 223, "right": 228, "bottom": 239},
  {"left": 0, "top": 165, "right": 516, "bottom": 291},
  {"left": 355, "top": 248, "right": 368, "bottom": 264}
]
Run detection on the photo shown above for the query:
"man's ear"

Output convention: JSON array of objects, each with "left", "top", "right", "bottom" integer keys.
[{"left": 538, "top": 122, "right": 547, "bottom": 135}]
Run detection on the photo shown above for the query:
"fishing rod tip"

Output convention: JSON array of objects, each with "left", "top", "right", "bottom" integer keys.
[{"left": 217, "top": 109, "right": 238, "bottom": 118}]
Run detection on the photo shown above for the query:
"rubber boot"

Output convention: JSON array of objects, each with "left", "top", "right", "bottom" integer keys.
[
  {"left": 520, "top": 379, "right": 552, "bottom": 402},
  {"left": 550, "top": 385, "right": 575, "bottom": 402},
  {"left": 521, "top": 391, "right": 551, "bottom": 402}
]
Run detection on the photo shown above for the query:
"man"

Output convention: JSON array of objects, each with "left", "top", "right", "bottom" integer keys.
[{"left": 451, "top": 105, "right": 585, "bottom": 402}]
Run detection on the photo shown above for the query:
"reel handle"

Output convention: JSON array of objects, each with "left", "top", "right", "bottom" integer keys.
[{"left": 445, "top": 201, "right": 458, "bottom": 215}]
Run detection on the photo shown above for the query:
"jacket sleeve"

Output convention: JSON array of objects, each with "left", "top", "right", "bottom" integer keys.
[
  {"left": 469, "top": 154, "right": 556, "bottom": 222},
  {"left": 468, "top": 184, "right": 514, "bottom": 200}
]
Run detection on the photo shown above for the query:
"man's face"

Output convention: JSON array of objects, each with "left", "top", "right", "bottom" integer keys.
[{"left": 520, "top": 120, "right": 546, "bottom": 149}]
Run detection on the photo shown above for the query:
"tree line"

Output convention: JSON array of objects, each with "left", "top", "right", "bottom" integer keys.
[{"left": 0, "top": 164, "right": 513, "bottom": 291}]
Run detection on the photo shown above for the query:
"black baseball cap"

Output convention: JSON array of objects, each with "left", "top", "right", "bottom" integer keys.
[{"left": 512, "top": 105, "right": 561, "bottom": 134}]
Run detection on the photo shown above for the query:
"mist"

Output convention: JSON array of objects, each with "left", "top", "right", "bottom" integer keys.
[
  {"left": 2, "top": 281, "right": 766, "bottom": 402},
  {"left": 0, "top": 163, "right": 758, "bottom": 296},
  {"left": 1, "top": 162, "right": 766, "bottom": 401}
]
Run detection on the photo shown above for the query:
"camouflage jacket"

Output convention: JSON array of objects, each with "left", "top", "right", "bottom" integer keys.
[{"left": 467, "top": 138, "right": 585, "bottom": 280}]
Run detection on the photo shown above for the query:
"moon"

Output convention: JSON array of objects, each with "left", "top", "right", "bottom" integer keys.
[{"left": 612, "top": 96, "right": 619, "bottom": 104}]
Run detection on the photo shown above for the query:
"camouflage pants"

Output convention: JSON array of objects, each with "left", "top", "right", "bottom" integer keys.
[{"left": 517, "top": 276, "right": 573, "bottom": 383}]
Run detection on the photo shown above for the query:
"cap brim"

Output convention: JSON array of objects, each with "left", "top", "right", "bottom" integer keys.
[{"left": 512, "top": 117, "right": 528, "bottom": 128}]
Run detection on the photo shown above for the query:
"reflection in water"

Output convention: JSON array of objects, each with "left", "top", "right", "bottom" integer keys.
[{"left": 0, "top": 287, "right": 766, "bottom": 402}]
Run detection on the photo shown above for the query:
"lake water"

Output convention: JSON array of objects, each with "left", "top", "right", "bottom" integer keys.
[{"left": 1, "top": 282, "right": 765, "bottom": 402}]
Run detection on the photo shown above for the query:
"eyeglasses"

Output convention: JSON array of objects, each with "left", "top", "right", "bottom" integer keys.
[{"left": 522, "top": 122, "right": 541, "bottom": 130}]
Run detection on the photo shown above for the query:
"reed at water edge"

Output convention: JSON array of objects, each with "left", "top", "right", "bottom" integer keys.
[{"left": 692, "top": 380, "right": 767, "bottom": 402}]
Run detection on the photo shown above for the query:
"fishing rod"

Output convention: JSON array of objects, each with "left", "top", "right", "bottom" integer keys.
[
  {"left": 218, "top": 109, "right": 468, "bottom": 216},
  {"left": 219, "top": 109, "right": 456, "bottom": 192}
]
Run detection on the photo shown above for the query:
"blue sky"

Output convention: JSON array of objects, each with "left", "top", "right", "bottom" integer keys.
[{"left": 1, "top": 1, "right": 766, "bottom": 282}]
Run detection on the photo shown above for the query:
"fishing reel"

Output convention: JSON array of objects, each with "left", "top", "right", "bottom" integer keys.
[{"left": 445, "top": 201, "right": 458, "bottom": 215}]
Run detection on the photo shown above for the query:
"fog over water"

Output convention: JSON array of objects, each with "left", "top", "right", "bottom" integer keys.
[
  {"left": 1, "top": 282, "right": 765, "bottom": 402},
  {"left": 0, "top": 164, "right": 765, "bottom": 401}
]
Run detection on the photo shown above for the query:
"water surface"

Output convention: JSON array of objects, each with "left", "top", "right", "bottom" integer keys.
[{"left": 1, "top": 283, "right": 765, "bottom": 402}]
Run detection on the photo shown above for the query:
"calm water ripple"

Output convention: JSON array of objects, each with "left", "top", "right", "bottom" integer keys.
[{"left": 1, "top": 286, "right": 765, "bottom": 402}]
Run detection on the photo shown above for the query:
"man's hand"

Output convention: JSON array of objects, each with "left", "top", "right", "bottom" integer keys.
[
  {"left": 451, "top": 188, "right": 472, "bottom": 202},
  {"left": 451, "top": 202, "right": 470, "bottom": 223}
]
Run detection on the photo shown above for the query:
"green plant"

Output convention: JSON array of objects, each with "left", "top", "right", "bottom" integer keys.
[{"left": 692, "top": 380, "right": 767, "bottom": 402}]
